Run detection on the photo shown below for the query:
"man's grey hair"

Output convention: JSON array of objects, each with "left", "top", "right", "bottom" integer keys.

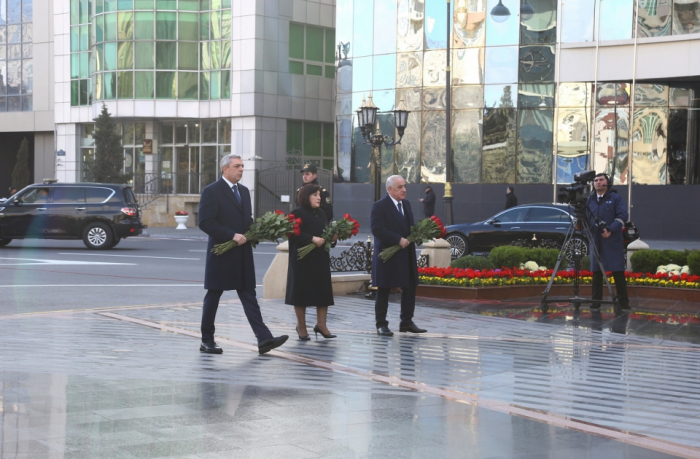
[
  {"left": 220, "top": 153, "right": 242, "bottom": 169},
  {"left": 386, "top": 175, "right": 405, "bottom": 189}
]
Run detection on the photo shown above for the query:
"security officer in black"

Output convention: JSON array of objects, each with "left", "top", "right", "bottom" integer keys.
[{"left": 298, "top": 163, "right": 333, "bottom": 222}]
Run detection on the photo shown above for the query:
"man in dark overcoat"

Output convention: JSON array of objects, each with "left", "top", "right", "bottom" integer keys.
[
  {"left": 198, "top": 154, "right": 288, "bottom": 354},
  {"left": 419, "top": 186, "right": 436, "bottom": 218},
  {"left": 586, "top": 173, "right": 630, "bottom": 310},
  {"left": 370, "top": 175, "right": 427, "bottom": 336}
]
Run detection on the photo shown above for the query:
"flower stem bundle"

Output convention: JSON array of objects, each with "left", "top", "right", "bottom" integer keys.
[
  {"left": 211, "top": 210, "right": 300, "bottom": 255},
  {"left": 379, "top": 216, "right": 447, "bottom": 262},
  {"left": 297, "top": 214, "right": 360, "bottom": 260}
]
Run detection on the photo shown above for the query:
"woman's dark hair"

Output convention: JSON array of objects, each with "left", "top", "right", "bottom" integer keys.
[{"left": 297, "top": 184, "right": 322, "bottom": 208}]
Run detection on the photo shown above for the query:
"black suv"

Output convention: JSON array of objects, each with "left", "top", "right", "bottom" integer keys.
[{"left": 0, "top": 182, "right": 145, "bottom": 249}]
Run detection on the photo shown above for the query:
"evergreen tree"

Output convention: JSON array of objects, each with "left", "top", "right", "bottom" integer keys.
[
  {"left": 91, "top": 104, "right": 127, "bottom": 183},
  {"left": 499, "top": 86, "right": 514, "bottom": 108},
  {"left": 11, "top": 137, "right": 31, "bottom": 190}
]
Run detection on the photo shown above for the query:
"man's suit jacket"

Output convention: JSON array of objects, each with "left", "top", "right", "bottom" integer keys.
[
  {"left": 199, "top": 178, "right": 256, "bottom": 291},
  {"left": 370, "top": 194, "right": 418, "bottom": 288}
]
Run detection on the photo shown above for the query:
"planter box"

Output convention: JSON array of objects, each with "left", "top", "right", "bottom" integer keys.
[{"left": 416, "top": 284, "right": 700, "bottom": 302}]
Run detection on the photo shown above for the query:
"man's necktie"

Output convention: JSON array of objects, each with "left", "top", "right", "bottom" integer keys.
[
  {"left": 397, "top": 202, "right": 403, "bottom": 215},
  {"left": 232, "top": 184, "right": 241, "bottom": 204}
]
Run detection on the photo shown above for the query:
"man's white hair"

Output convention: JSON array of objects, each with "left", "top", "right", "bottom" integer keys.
[
  {"left": 220, "top": 153, "right": 242, "bottom": 169},
  {"left": 386, "top": 175, "right": 405, "bottom": 189}
]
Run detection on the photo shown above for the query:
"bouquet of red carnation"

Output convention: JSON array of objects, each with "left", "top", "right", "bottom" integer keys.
[
  {"left": 211, "top": 210, "right": 300, "bottom": 255},
  {"left": 296, "top": 213, "right": 360, "bottom": 260},
  {"left": 379, "top": 215, "right": 447, "bottom": 262}
]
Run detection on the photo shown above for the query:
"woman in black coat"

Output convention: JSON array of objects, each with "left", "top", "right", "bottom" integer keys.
[{"left": 285, "top": 184, "right": 336, "bottom": 340}]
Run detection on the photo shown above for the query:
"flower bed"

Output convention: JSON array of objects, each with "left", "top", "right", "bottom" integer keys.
[{"left": 418, "top": 267, "right": 700, "bottom": 289}]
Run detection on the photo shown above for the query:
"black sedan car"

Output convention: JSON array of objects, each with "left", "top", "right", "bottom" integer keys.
[
  {"left": 445, "top": 204, "right": 588, "bottom": 260},
  {"left": 0, "top": 182, "right": 145, "bottom": 249}
]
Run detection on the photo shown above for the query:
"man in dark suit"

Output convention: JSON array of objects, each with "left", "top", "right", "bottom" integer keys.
[
  {"left": 198, "top": 154, "right": 288, "bottom": 355},
  {"left": 370, "top": 175, "right": 427, "bottom": 336},
  {"left": 419, "top": 186, "right": 436, "bottom": 218}
]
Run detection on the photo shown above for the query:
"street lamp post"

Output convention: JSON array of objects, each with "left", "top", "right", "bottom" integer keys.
[
  {"left": 444, "top": 0, "right": 453, "bottom": 225},
  {"left": 357, "top": 94, "right": 410, "bottom": 202}
]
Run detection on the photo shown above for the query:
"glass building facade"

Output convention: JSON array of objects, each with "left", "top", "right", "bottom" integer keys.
[
  {"left": 336, "top": 0, "right": 700, "bottom": 187},
  {"left": 0, "top": 0, "right": 33, "bottom": 111}
]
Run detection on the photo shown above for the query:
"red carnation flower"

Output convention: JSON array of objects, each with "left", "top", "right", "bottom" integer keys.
[{"left": 274, "top": 210, "right": 284, "bottom": 215}]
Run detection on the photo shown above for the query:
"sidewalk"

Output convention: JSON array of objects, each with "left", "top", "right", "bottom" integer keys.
[
  {"left": 142, "top": 226, "right": 700, "bottom": 251},
  {"left": 0, "top": 296, "right": 696, "bottom": 457}
]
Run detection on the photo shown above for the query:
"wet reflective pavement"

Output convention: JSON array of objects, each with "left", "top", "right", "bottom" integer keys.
[{"left": 1, "top": 295, "right": 699, "bottom": 458}]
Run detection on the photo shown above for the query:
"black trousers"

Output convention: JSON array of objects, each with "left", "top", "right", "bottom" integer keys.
[
  {"left": 591, "top": 271, "right": 629, "bottom": 309},
  {"left": 201, "top": 289, "right": 273, "bottom": 344},
  {"left": 374, "top": 285, "right": 416, "bottom": 328}
]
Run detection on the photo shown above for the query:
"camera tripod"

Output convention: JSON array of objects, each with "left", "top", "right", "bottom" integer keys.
[{"left": 540, "top": 206, "right": 621, "bottom": 314}]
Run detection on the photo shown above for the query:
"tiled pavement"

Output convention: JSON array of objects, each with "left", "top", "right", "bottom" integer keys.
[{"left": 1, "top": 297, "right": 699, "bottom": 458}]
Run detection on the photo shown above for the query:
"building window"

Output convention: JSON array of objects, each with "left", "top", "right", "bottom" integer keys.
[
  {"left": 288, "top": 23, "right": 335, "bottom": 78},
  {"left": 158, "top": 119, "right": 231, "bottom": 194},
  {"left": 286, "top": 120, "right": 334, "bottom": 170},
  {"left": 91, "top": 0, "right": 231, "bottom": 101},
  {"left": 69, "top": 0, "right": 91, "bottom": 106},
  {"left": 0, "top": 0, "right": 33, "bottom": 111},
  {"left": 79, "top": 124, "right": 96, "bottom": 181}
]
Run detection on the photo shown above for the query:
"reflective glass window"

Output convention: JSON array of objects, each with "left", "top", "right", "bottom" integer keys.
[
  {"left": 518, "top": 83, "right": 554, "bottom": 108},
  {"left": 178, "top": 12, "right": 198, "bottom": 41},
  {"left": 518, "top": 45, "right": 555, "bottom": 83},
  {"left": 117, "top": 41, "right": 133, "bottom": 69},
  {"left": 453, "top": 0, "right": 485, "bottom": 48},
  {"left": 178, "top": 42, "right": 198, "bottom": 70},
  {"left": 210, "top": 40, "right": 220, "bottom": 69},
  {"left": 104, "top": 41, "right": 117, "bottom": 70},
  {"left": 558, "top": 82, "right": 592, "bottom": 107},
  {"left": 373, "top": 54, "right": 396, "bottom": 91},
  {"left": 221, "top": 10, "right": 231, "bottom": 39},
  {"left": 556, "top": 107, "right": 590, "bottom": 183},
  {"left": 632, "top": 106, "right": 668, "bottom": 184},
  {"left": 397, "top": 0, "right": 424, "bottom": 52},
  {"left": 118, "top": 0, "right": 132, "bottom": 10},
  {"left": 673, "top": 0, "right": 700, "bottom": 34},
  {"left": 220, "top": 70, "right": 230, "bottom": 98},
  {"left": 452, "top": 109, "right": 482, "bottom": 183},
  {"left": 396, "top": 111, "right": 421, "bottom": 183},
  {"left": 134, "top": 71, "right": 154, "bottom": 98},
  {"left": 104, "top": 71, "right": 116, "bottom": 99},
  {"left": 452, "top": 85, "right": 484, "bottom": 109},
  {"left": 155, "top": 41, "right": 176, "bottom": 69},
  {"left": 667, "top": 108, "right": 688, "bottom": 184},
  {"left": 517, "top": 108, "right": 553, "bottom": 183},
  {"left": 452, "top": 48, "right": 484, "bottom": 85},
  {"left": 199, "top": 12, "right": 209, "bottom": 40},
  {"left": 484, "top": 46, "right": 518, "bottom": 84},
  {"left": 424, "top": 0, "right": 448, "bottom": 49},
  {"left": 117, "top": 71, "right": 133, "bottom": 98},
  {"left": 7, "top": 0, "right": 20, "bottom": 23},
  {"left": 520, "top": 0, "right": 557, "bottom": 45},
  {"left": 396, "top": 52, "right": 422, "bottom": 88},
  {"left": 134, "top": 41, "right": 154, "bottom": 68},
  {"left": 134, "top": 0, "right": 152, "bottom": 8},
  {"left": 95, "top": 15, "right": 104, "bottom": 42},
  {"left": 353, "top": 0, "right": 373, "bottom": 57},
  {"left": 599, "top": 0, "right": 634, "bottom": 40},
  {"left": 635, "top": 84, "right": 669, "bottom": 106},
  {"left": 486, "top": 0, "right": 519, "bottom": 46},
  {"left": 306, "top": 26, "right": 323, "bottom": 62},
  {"left": 485, "top": 84, "right": 516, "bottom": 108},
  {"left": 178, "top": 71, "right": 197, "bottom": 99},
  {"left": 527, "top": 207, "right": 565, "bottom": 222},
  {"left": 421, "top": 110, "right": 447, "bottom": 183},
  {"left": 637, "top": 0, "right": 672, "bottom": 37},
  {"left": 423, "top": 87, "right": 446, "bottom": 111},
  {"left": 179, "top": 0, "right": 198, "bottom": 10},
  {"left": 423, "top": 49, "right": 446, "bottom": 87},
  {"left": 22, "top": 0, "right": 31, "bottom": 22},
  {"left": 199, "top": 71, "right": 209, "bottom": 99},
  {"left": 210, "top": 11, "right": 220, "bottom": 39},
  {"left": 104, "top": 13, "right": 117, "bottom": 41},
  {"left": 352, "top": 56, "right": 372, "bottom": 92},
  {"left": 156, "top": 71, "right": 176, "bottom": 98},
  {"left": 156, "top": 12, "right": 176, "bottom": 40},
  {"left": 104, "top": 0, "right": 116, "bottom": 11},
  {"left": 210, "top": 70, "right": 220, "bottom": 99},
  {"left": 289, "top": 22, "right": 303, "bottom": 59},
  {"left": 561, "top": 0, "right": 594, "bottom": 42},
  {"left": 221, "top": 40, "right": 231, "bottom": 68},
  {"left": 134, "top": 11, "right": 153, "bottom": 39},
  {"left": 336, "top": 0, "right": 353, "bottom": 58},
  {"left": 593, "top": 106, "right": 630, "bottom": 184},
  {"left": 496, "top": 207, "right": 528, "bottom": 222}
]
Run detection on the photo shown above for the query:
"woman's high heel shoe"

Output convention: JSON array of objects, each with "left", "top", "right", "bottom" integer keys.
[
  {"left": 296, "top": 326, "right": 310, "bottom": 341},
  {"left": 313, "top": 325, "right": 337, "bottom": 339}
]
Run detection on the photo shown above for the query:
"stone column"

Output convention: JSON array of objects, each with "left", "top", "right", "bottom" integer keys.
[
  {"left": 420, "top": 239, "right": 452, "bottom": 268},
  {"left": 263, "top": 241, "right": 289, "bottom": 299}
]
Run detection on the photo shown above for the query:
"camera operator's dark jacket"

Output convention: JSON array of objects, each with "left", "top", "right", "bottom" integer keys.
[{"left": 586, "top": 190, "right": 628, "bottom": 272}]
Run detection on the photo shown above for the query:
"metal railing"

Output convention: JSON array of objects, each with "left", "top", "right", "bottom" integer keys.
[{"left": 132, "top": 172, "right": 218, "bottom": 208}]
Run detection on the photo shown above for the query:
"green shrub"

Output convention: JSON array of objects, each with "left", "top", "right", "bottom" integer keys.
[
  {"left": 630, "top": 249, "right": 667, "bottom": 274},
  {"left": 489, "top": 246, "right": 528, "bottom": 269},
  {"left": 688, "top": 251, "right": 700, "bottom": 275},
  {"left": 660, "top": 249, "right": 690, "bottom": 266},
  {"left": 527, "top": 248, "right": 560, "bottom": 268},
  {"left": 451, "top": 255, "right": 496, "bottom": 270}
]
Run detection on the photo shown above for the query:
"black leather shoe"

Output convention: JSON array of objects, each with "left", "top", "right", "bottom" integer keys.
[
  {"left": 200, "top": 341, "right": 223, "bottom": 354},
  {"left": 258, "top": 335, "right": 289, "bottom": 355},
  {"left": 376, "top": 326, "right": 394, "bottom": 336},
  {"left": 399, "top": 323, "right": 427, "bottom": 333}
]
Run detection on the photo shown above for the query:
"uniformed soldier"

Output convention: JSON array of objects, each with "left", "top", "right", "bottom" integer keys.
[{"left": 298, "top": 163, "right": 333, "bottom": 222}]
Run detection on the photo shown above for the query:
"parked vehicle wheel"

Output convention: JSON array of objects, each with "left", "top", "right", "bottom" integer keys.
[
  {"left": 109, "top": 237, "right": 122, "bottom": 248},
  {"left": 82, "top": 223, "right": 114, "bottom": 250},
  {"left": 0, "top": 238, "right": 11, "bottom": 247},
  {"left": 563, "top": 237, "right": 588, "bottom": 263},
  {"left": 446, "top": 233, "right": 468, "bottom": 260}
]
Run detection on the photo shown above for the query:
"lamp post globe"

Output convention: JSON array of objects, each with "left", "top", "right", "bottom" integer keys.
[
  {"left": 490, "top": 0, "right": 511, "bottom": 23},
  {"left": 521, "top": 0, "right": 535, "bottom": 20}
]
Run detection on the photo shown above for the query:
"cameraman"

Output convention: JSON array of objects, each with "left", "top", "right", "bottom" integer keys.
[{"left": 586, "top": 173, "right": 629, "bottom": 310}]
